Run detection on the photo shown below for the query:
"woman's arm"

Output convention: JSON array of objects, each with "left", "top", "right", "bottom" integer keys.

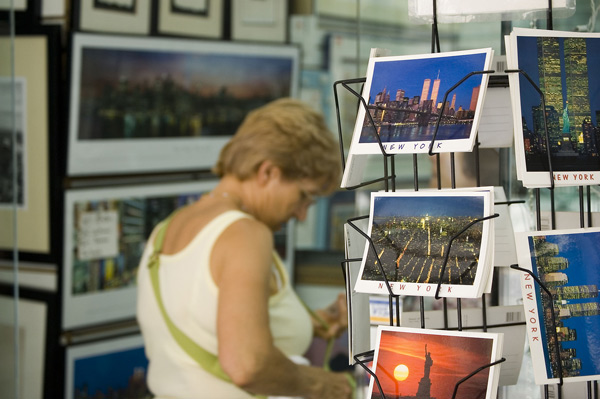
[{"left": 212, "top": 218, "right": 353, "bottom": 399}]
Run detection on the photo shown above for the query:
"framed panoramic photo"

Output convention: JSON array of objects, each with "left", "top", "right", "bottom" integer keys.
[
  {"left": 0, "top": 285, "right": 60, "bottom": 399},
  {"left": 61, "top": 179, "right": 216, "bottom": 329},
  {"left": 231, "top": 0, "right": 288, "bottom": 43},
  {"left": 65, "top": 334, "right": 150, "bottom": 399},
  {"left": 153, "top": 0, "right": 223, "bottom": 39},
  {"left": 515, "top": 227, "right": 600, "bottom": 385},
  {"left": 71, "top": 0, "right": 152, "bottom": 35},
  {"left": 341, "top": 48, "right": 493, "bottom": 187},
  {"left": 67, "top": 32, "right": 299, "bottom": 176},
  {"left": 0, "top": 26, "right": 62, "bottom": 260},
  {"left": 354, "top": 189, "right": 494, "bottom": 298},
  {"left": 369, "top": 326, "right": 503, "bottom": 399},
  {"left": 507, "top": 28, "right": 600, "bottom": 188}
]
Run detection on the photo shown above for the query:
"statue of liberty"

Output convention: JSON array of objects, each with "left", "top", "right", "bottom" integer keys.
[
  {"left": 562, "top": 100, "right": 570, "bottom": 133},
  {"left": 558, "top": 100, "right": 577, "bottom": 155},
  {"left": 416, "top": 344, "right": 434, "bottom": 398}
]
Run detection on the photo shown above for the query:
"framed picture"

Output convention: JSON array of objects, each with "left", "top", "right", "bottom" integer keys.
[
  {"left": 67, "top": 32, "right": 300, "bottom": 176},
  {"left": 65, "top": 334, "right": 150, "bottom": 399},
  {"left": 0, "top": 0, "right": 41, "bottom": 27},
  {"left": 70, "top": 0, "right": 152, "bottom": 35},
  {"left": 0, "top": 26, "right": 62, "bottom": 261},
  {"left": 369, "top": 326, "right": 503, "bottom": 399},
  {"left": 153, "top": 0, "right": 224, "bottom": 39},
  {"left": 231, "top": 0, "right": 288, "bottom": 43},
  {"left": 0, "top": 285, "right": 61, "bottom": 399},
  {"left": 61, "top": 179, "right": 217, "bottom": 330}
]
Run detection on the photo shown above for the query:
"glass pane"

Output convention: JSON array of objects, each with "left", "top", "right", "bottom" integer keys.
[{"left": 0, "top": 5, "right": 18, "bottom": 399}]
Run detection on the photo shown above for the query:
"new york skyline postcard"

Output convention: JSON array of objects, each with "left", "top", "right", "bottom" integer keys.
[
  {"left": 507, "top": 28, "right": 600, "bottom": 188},
  {"left": 348, "top": 48, "right": 493, "bottom": 156},
  {"left": 354, "top": 190, "right": 493, "bottom": 298},
  {"left": 368, "top": 326, "right": 502, "bottom": 399},
  {"left": 515, "top": 227, "right": 600, "bottom": 385}
]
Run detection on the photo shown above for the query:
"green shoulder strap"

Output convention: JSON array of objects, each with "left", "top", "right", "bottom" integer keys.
[{"left": 147, "top": 211, "right": 233, "bottom": 383}]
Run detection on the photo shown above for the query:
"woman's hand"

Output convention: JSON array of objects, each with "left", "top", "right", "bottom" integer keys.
[{"left": 312, "top": 292, "right": 348, "bottom": 340}]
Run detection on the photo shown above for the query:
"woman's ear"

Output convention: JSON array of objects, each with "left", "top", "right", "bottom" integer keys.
[{"left": 256, "top": 160, "right": 281, "bottom": 185}]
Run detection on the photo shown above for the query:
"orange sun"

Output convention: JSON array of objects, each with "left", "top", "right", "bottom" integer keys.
[{"left": 394, "top": 364, "right": 409, "bottom": 381}]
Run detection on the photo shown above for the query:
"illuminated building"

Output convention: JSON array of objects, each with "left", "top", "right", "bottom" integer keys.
[
  {"left": 420, "top": 79, "right": 431, "bottom": 105},
  {"left": 469, "top": 85, "right": 480, "bottom": 111}
]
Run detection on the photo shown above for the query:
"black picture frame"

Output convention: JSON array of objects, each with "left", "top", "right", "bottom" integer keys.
[
  {"left": 152, "top": 0, "right": 225, "bottom": 39},
  {"left": 0, "top": 24, "right": 63, "bottom": 264},
  {"left": 70, "top": 0, "right": 152, "bottom": 35},
  {"left": 0, "top": 0, "right": 41, "bottom": 29}
]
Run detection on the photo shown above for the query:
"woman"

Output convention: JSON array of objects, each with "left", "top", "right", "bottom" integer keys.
[{"left": 137, "top": 98, "right": 354, "bottom": 398}]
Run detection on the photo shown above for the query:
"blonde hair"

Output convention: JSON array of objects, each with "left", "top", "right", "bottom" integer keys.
[{"left": 213, "top": 98, "right": 341, "bottom": 194}]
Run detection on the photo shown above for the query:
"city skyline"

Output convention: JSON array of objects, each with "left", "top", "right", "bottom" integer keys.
[
  {"left": 367, "top": 52, "right": 488, "bottom": 114},
  {"left": 352, "top": 49, "right": 492, "bottom": 153},
  {"left": 516, "top": 35, "right": 600, "bottom": 174},
  {"left": 527, "top": 230, "right": 600, "bottom": 381}
]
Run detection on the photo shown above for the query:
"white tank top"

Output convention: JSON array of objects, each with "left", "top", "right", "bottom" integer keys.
[{"left": 136, "top": 210, "right": 313, "bottom": 398}]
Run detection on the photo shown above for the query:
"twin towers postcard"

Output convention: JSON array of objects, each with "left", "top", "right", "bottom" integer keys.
[{"left": 342, "top": 48, "right": 493, "bottom": 187}]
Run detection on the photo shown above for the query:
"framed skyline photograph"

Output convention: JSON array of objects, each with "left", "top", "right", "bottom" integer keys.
[
  {"left": 62, "top": 179, "right": 216, "bottom": 329},
  {"left": 154, "top": 0, "right": 223, "bottom": 39},
  {"left": 71, "top": 0, "right": 152, "bottom": 35},
  {"left": 515, "top": 227, "right": 600, "bottom": 385},
  {"left": 65, "top": 334, "right": 150, "bottom": 399},
  {"left": 0, "top": 27, "right": 61, "bottom": 259},
  {"left": 369, "top": 326, "right": 503, "bottom": 399},
  {"left": 67, "top": 33, "right": 299, "bottom": 176},
  {"left": 354, "top": 189, "right": 494, "bottom": 298},
  {"left": 341, "top": 48, "right": 493, "bottom": 187},
  {"left": 507, "top": 28, "right": 600, "bottom": 188}
]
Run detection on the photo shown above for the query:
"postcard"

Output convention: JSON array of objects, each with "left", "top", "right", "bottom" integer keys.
[
  {"left": 341, "top": 48, "right": 493, "bottom": 187},
  {"left": 354, "top": 190, "right": 494, "bottom": 298},
  {"left": 506, "top": 28, "right": 600, "bottom": 188},
  {"left": 369, "top": 326, "right": 502, "bottom": 399},
  {"left": 515, "top": 227, "right": 600, "bottom": 384}
]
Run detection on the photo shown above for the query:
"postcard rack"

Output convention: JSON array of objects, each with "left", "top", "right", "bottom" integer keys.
[{"left": 334, "top": 70, "right": 508, "bottom": 397}]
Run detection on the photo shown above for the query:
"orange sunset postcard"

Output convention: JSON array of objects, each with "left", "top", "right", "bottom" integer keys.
[{"left": 369, "top": 327, "right": 503, "bottom": 399}]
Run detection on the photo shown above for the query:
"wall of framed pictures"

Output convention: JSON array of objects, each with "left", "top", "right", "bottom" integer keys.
[{"left": 3, "top": 0, "right": 600, "bottom": 398}]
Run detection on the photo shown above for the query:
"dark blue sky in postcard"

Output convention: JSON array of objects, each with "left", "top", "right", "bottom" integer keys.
[
  {"left": 367, "top": 52, "right": 489, "bottom": 111},
  {"left": 80, "top": 47, "right": 295, "bottom": 98},
  {"left": 529, "top": 230, "right": 600, "bottom": 378},
  {"left": 73, "top": 346, "right": 148, "bottom": 394},
  {"left": 517, "top": 36, "right": 600, "bottom": 128},
  {"left": 372, "top": 195, "right": 484, "bottom": 218}
]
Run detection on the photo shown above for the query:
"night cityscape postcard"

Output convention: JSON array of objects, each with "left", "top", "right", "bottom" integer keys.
[
  {"left": 509, "top": 28, "right": 600, "bottom": 187},
  {"left": 369, "top": 326, "right": 502, "bottom": 399},
  {"left": 515, "top": 227, "right": 600, "bottom": 385},
  {"left": 354, "top": 190, "right": 493, "bottom": 298},
  {"left": 347, "top": 48, "right": 493, "bottom": 156}
]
